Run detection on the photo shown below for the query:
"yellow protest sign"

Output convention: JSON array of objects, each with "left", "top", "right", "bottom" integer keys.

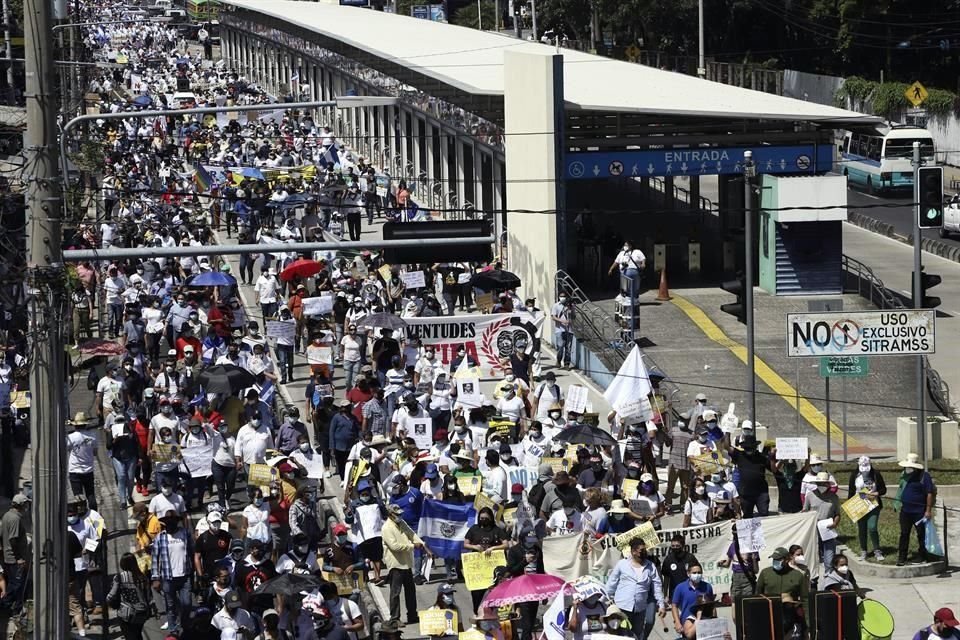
[
  {"left": 621, "top": 478, "right": 639, "bottom": 499},
  {"left": 542, "top": 457, "right": 572, "bottom": 474},
  {"left": 502, "top": 507, "right": 517, "bottom": 528},
  {"left": 150, "top": 443, "right": 181, "bottom": 463},
  {"left": 322, "top": 570, "right": 366, "bottom": 595},
  {"left": 135, "top": 548, "right": 152, "bottom": 573},
  {"left": 378, "top": 264, "right": 393, "bottom": 282},
  {"left": 690, "top": 449, "right": 727, "bottom": 474},
  {"left": 474, "top": 491, "right": 504, "bottom": 521},
  {"left": 461, "top": 550, "right": 506, "bottom": 591},
  {"left": 458, "top": 475, "right": 482, "bottom": 496},
  {"left": 347, "top": 458, "right": 368, "bottom": 490},
  {"left": 419, "top": 609, "right": 459, "bottom": 636},
  {"left": 460, "top": 630, "right": 496, "bottom": 640},
  {"left": 841, "top": 495, "right": 878, "bottom": 523},
  {"left": 614, "top": 522, "right": 660, "bottom": 551},
  {"left": 247, "top": 463, "right": 277, "bottom": 488}
]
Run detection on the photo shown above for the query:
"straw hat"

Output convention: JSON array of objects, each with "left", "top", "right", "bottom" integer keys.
[
  {"left": 67, "top": 411, "right": 94, "bottom": 425},
  {"left": 898, "top": 453, "right": 924, "bottom": 470},
  {"left": 808, "top": 453, "right": 823, "bottom": 465},
  {"left": 608, "top": 499, "right": 631, "bottom": 514}
]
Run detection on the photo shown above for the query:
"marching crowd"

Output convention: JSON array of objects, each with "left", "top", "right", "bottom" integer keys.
[{"left": 0, "top": 5, "right": 952, "bottom": 640}]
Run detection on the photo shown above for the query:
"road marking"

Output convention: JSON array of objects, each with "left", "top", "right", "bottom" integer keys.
[{"left": 670, "top": 294, "right": 861, "bottom": 447}]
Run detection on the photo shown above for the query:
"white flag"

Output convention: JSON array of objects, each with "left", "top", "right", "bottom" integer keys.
[
  {"left": 603, "top": 345, "right": 654, "bottom": 420},
  {"left": 542, "top": 591, "right": 567, "bottom": 640}
]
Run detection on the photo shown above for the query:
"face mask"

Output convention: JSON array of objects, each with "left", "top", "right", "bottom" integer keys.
[
  {"left": 391, "top": 485, "right": 402, "bottom": 495},
  {"left": 641, "top": 482, "right": 654, "bottom": 494},
  {"left": 859, "top": 464, "right": 871, "bottom": 474},
  {"left": 162, "top": 435, "right": 173, "bottom": 444},
  {"left": 479, "top": 518, "right": 492, "bottom": 527},
  {"left": 707, "top": 420, "right": 718, "bottom": 429},
  {"left": 505, "top": 374, "right": 515, "bottom": 382},
  {"left": 161, "top": 406, "right": 173, "bottom": 415},
  {"left": 671, "top": 546, "right": 683, "bottom": 556},
  {"left": 479, "top": 621, "right": 500, "bottom": 632},
  {"left": 836, "top": 565, "right": 848, "bottom": 575},
  {"left": 191, "top": 427, "right": 201, "bottom": 435},
  {"left": 811, "top": 465, "right": 822, "bottom": 473},
  {"left": 689, "top": 573, "right": 702, "bottom": 583},
  {"left": 697, "top": 434, "right": 708, "bottom": 443},
  {"left": 559, "top": 297, "right": 567, "bottom": 304},
  {"left": 446, "top": 483, "right": 457, "bottom": 491},
  {"left": 695, "top": 486, "right": 706, "bottom": 496},
  {"left": 359, "top": 494, "right": 372, "bottom": 503},
  {"left": 549, "top": 411, "right": 561, "bottom": 420},
  {"left": 165, "top": 366, "right": 174, "bottom": 374},
  {"left": 425, "top": 352, "right": 435, "bottom": 360},
  {"left": 773, "top": 560, "right": 784, "bottom": 571},
  {"left": 711, "top": 474, "right": 721, "bottom": 483},
  {"left": 441, "top": 594, "right": 454, "bottom": 605},
  {"left": 251, "top": 419, "right": 261, "bottom": 427},
  {"left": 457, "top": 351, "right": 465, "bottom": 357},
  {"left": 336, "top": 534, "right": 349, "bottom": 545},
  {"left": 67, "top": 515, "right": 79, "bottom": 525},
  {"left": 254, "top": 497, "right": 264, "bottom": 506},
  {"left": 216, "top": 576, "right": 230, "bottom": 586},
  {"left": 607, "top": 621, "right": 620, "bottom": 630},
  {"left": 529, "top": 430, "right": 542, "bottom": 439},
  {"left": 563, "top": 507, "right": 575, "bottom": 517},
  {"left": 124, "top": 365, "right": 132, "bottom": 372},
  {"left": 794, "top": 555, "right": 805, "bottom": 565},
  {"left": 219, "top": 426, "right": 229, "bottom": 435},
  {"left": 162, "top": 486, "right": 173, "bottom": 496}
]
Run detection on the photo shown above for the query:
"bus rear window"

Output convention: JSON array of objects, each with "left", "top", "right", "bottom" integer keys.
[{"left": 884, "top": 138, "right": 934, "bottom": 159}]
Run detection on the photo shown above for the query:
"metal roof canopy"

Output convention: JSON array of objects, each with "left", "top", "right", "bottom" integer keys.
[{"left": 221, "top": 0, "right": 882, "bottom": 132}]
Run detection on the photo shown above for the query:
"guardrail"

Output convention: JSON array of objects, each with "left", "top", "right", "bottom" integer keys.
[{"left": 842, "top": 254, "right": 954, "bottom": 418}]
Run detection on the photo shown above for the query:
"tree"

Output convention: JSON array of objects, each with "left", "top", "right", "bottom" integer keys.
[{"left": 451, "top": 0, "right": 496, "bottom": 29}]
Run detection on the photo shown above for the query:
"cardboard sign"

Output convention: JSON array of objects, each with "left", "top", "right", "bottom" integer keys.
[
  {"left": 841, "top": 494, "right": 879, "bottom": 523},
  {"left": 474, "top": 491, "right": 504, "bottom": 522},
  {"left": 689, "top": 450, "right": 728, "bottom": 474},
  {"left": 775, "top": 437, "right": 809, "bottom": 461},
  {"left": 736, "top": 517, "right": 766, "bottom": 553},
  {"left": 247, "top": 463, "right": 277, "bottom": 488},
  {"left": 135, "top": 548, "right": 152, "bottom": 573},
  {"left": 541, "top": 457, "right": 572, "bottom": 474},
  {"left": 150, "top": 443, "right": 180, "bottom": 463},
  {"left": 266, "top": 320, "right": 297, "bottom": 342},
  {"left": 614, "top": 522, "right": 660, "bottom": 550},
  {"left": 621, "top": 478, "right": 639, "bottom": 499},
  {"left": 457, "top": 378, "right": 482, "bottom": 408},
  {"left": 461, "top": 550, "right": 506, "bottom": 591},
  {"left": 502, "top": 507, "right": 517, "bottom": 528},
  {"left": 564, "top": 384, "right": 588, "bottom": 415},
  {"left": 181, "top": 441, "right": 214, "bottom": 478},
  {"left": 321, "top": 570, "right": 366, "bottom": 595},
  {"left": 457, "top": 475, "right": 482, "bottom": 496},
  {"left": 696, "top": 618, "right": 729, "bottom": 640},
  {"left": 420, "top": 609, "right": 459, "bottom": 636},
  {"left": 302, "top": 295, "right": 334, "bottom": 316},
  {"left": 402, "top": 270, "right": 426, "bottom": 290},
  {"left": 409, "top": 417, "right": 434, "bottom": 450},
  {"left": 378, "top": 264, "right": 393, "bottom": 282}
]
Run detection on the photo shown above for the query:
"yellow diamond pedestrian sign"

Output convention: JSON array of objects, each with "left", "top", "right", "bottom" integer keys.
[
  {"left": 906, "top": 81, "right": 928, "bottom": 107},
  {"left": 625, "top": 45, "right": 641, "bottom": 62}
]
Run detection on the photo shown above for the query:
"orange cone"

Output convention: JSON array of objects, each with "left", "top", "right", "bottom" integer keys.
[{"left": 656, "top": 267, "right": 672, "bottom": 301}]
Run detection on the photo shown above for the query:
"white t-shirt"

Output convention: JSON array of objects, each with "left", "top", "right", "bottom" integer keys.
[
  {"left": 683, "top": 497, "right": 711, "bottom": 525},
  {"left": 148, "top": 491, "right": 187, "bottom": 516},
  {"left": 276, "top": 550, "right": 319, "bottom": 575},
  {"left": 96, "top": 377, "right": 123, "bottom": 412},
  {"left": 341, "top": 335, "right": 363, "bottom": 363},
  {"left": 547, "top": 509, "right": 583, "bottom": 536},
  {"left": 482, "top": 465, "right": 509, "bottom": 504},
  {"left": 496, "top": 396, "right": 524, "bottom": 421},
  {"left": 66, "top": 430, "right": 97, "bottom": 474},
  {"left": 166, "top": 534, "right": 189, "bottom": 577},
  {"left": 234, "top": 424, "right": 275, "bottom": 464},
  {"left": 615, "top": 248, "right": 646, "bottom": 270},
  {"left": 211, "top": 606, "right": 256, "bottom": 632}
]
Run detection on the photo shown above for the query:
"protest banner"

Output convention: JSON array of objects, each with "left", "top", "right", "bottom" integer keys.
[
  {"left": 457, "top": 475, "right": 482, "bottom": 496},
  {"left": 266, "top": 320, "right": 297, "bottom": 342},
  {"left": 150, "top": 443, "right": 180, "bottom": 463},
  {"left": 542, "top": 511, "right": 821, "bottom": 589},
  {"left": 302, "top": 295, "right": 334, "bottom": 316},
  {"left": 461, "top": 550, "right": 506, "bottom": 591},
  {"left": 614, "top": 522, "right": 661, "bottom": 551},
  {"left": 420, "top": 609, "right": 458, "bottom": 636},
  {"left": 571, "top": 576, "right": 606, "bottom": 601},
  {"left": 736, "top": 517, "right": 766, "bottom": 553},
  {"left": 409, "top": 417, "right": 434, "bottom": 450},
  {"left": 841, "top": 495, "right": 878, "bottom": 523},
  {"left": 322, "top": 570, "right": 366, "bottom": 596},
  {"left": 621, "top": 479, "right": 639, "bottom": 500},
  {"left": 402, "top": 270, "right": 426, "bottom": 290},
  {"left": 502, "top": 507, "right": 517, "bottom": 528},
  {"left": 775, "top": 437, "right": 809, "bottom": 460},
  {"left": 487, "top": 418, "right": 515, "bottom": 441},
  {"left": 378, "top": 264, "right": 393, "bottom": 282},
  {"left": 247, "top": 463, "right": 277, "bottom": 488},
  {"left": 689, "top": 449, "right": 728, "bottom": 474},
  {"left": 402, "top": 313, "right": 543, "bottom": 377},
  {"left": 135, "top": 548, "right": 151, "bottom": 574},
  {"left": 564, "top": 385, "right": 588, "bottom": 414}
]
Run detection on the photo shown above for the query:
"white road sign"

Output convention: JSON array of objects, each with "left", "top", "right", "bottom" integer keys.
[{"left": 786, "top": 310, "right": 935, "bottom": 357}]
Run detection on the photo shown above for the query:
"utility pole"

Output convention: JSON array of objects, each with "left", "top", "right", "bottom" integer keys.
[
  {"left": 911, "top": 140, "right": 926, "bottom": 467},
  {"left": 743, "top": 150, "right": 757, "bottom": 422},
  {"left": 530, "top": 0, "right": 538, "bottom": 40},
  {"left": 697, "top": 0, "right": 705, "bottom": 77},
  {"left": 25, "top": 0, "right": 68, "bottom": 631},
  {"left": 1, "top": 0, "right": 12, "bottom": 95}
]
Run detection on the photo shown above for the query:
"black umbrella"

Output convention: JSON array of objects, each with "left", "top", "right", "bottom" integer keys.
[
  {"left": 253, "top": 572, "right": 323, "bottom": 596},
  {"left": 361, "top": 312, "right": 408, "bottom": 331},
  {"left": 554, "top": 424, "right": 618, "bottom": 447},
  {"left": 198, "top": 364, "right": 256, "bottom": 395},
  {"left": 471, "top": 269, "right": 522, "bottom": 291}
]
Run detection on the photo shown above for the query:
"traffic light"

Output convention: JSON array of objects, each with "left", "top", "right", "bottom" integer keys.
[
  {"left": 917, "top": 166, "right": 944, "bottom": 229},
  {"left": 720, "top": 272, "right": 747, "bottom": 324},
  {"left": 912, "top": 267, "right": 942, "bottom": 309}
]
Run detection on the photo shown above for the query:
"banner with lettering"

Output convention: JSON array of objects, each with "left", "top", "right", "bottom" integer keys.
[{"left": 402, "top": 313, "right": 543, "bottom": 377}]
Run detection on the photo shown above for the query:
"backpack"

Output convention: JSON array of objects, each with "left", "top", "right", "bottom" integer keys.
[{"left": 87, "top": 368, "right": 98, "bottom": 391}]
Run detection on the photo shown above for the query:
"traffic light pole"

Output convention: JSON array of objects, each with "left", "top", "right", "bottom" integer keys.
[
  {"left": 912, "top": 141, "right": 926, "bottom": 468},
  {"left": 744, "top": 151, "right": 757, "bottom": 422}
]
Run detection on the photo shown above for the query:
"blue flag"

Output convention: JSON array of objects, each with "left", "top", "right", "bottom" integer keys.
[{"left": 418, "top": 500, "right": 476, "bottom": 558}]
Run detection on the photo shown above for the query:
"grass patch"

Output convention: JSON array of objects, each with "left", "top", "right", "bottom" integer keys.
[{"left": 825, "top": 460, "right": 956, "bottom": 564}]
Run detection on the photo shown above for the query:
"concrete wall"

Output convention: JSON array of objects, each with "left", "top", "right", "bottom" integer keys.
[
  {"left": 782, "top": 69, "right": 845, "bottom": 108},
  {"left": 504, "top": 51, "right": 563, "bottom": 329}
]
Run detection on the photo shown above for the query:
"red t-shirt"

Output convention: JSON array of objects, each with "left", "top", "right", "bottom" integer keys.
[{"left": 347, "top": 387, "right": 373, "bottom": 423}]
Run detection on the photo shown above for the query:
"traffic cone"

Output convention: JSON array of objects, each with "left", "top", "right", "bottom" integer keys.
[{"left": 656, "top": 267, "right": 672, "bottom": 301}]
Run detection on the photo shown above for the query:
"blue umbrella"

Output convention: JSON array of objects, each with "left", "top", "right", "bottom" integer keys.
[
  {"left": 132, "top": 95, "right": 153, "bottom": 107},
  {"left": 187, "top": 271, "right": 236, "bottom": 287},
  {"left": 237, "top": 167, "right": 266, "bottom": 180}
]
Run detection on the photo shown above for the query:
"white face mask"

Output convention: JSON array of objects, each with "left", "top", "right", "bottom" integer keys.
[
  {"left": 695, "top": 486, "right": 706, "bottom": 496},
  {"left": 300, "top": 442, "right": 311, "bottom": 453},
  {"left": 794, "top": 555, "right": 805, "bottom": 565},
  {"left": 836, "top": 565, "right": 848, "bottom": 575},
  {"left": 505, "top": 374, "right": 515, "bottom": 382}
]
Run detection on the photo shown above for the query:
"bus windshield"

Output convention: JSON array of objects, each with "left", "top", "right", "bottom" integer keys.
[{"left": 884, "top": 138, "right": 935, "bottom": 159}]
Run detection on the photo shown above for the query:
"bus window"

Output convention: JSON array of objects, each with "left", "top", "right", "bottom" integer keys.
[
  {"left": 883, "top": 137, "right": 935, "bottom": 159},
  {"left": 867, "top": 138, "right": 881, "bottom": 161}
]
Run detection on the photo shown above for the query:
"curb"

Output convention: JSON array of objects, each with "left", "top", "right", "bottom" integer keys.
[
  {"left": 847, "top": 211, "right": 960, "bottom": 263},
  {"left": 839, "top": 544, "right": 948, "bottom": 578}
]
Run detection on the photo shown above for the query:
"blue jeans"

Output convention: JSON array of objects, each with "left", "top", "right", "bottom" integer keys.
[
  {"left": 211, "top": 461, "right": 237, "bottom": 509},
  {"left": 261, "top": 302, "right": 278, "bottom": 320},
  {"left": 554, "top": 331, "right": 573, "bottom": 367},
  {"left": 343, "top": 359, "right": 361, "bottom": 391},
  {"left": 623, "top": 267, "right": 641, "bottom": 299},
  {"left": 160, "top": 575, "right": 192, "bottom": 628},
  {"left": 108, "top": 302, "right": 125, "bottom": 337},
  {"left": 276, "top": 344, "right": 294, "bottom": 381},
  {"left": 111, "top": 456, "right": 136, "bottom": 504}
]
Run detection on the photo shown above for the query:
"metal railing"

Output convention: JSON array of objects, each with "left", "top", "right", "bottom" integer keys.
[
  {"left": 648, "top": 176, "right": 717, "bottom": 214},
  {"left": 842, "top": 254, "right": 954, "bottom": 418}
]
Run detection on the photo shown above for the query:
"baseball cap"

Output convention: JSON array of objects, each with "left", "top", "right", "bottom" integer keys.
[
  {"left": 229, "top": 538, "right": 245, "bottom": 551},
  {"left": 511, "top": 483, "right": 524, "bottom": 495},
  {"left": 224, "top": 590, "right": 242, "bottom": 609},
  {"left": 12, "top": 493, "right": 29, "bottom": 505},
  {"left": 424, "top": 464, "right": 439, "bottom": 479},
  {"left": 769, "top": 547, "right": 789, "bottom": 560},
  {"left": 332, "top": 523, "right": 349, "bottom": 536},
  {"left": 437, "top": 583, "right": 456, "bottom": 595},
  {"left": 935, "top": 608, "right": 960, "bottom": 628},
  {"left": 356, "top": 479, "right": 371, "bottom": 492}
]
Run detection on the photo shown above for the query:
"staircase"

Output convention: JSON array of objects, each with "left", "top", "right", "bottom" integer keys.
[{"left": 774, "top": 221, "right": 842, "bottom": 295}]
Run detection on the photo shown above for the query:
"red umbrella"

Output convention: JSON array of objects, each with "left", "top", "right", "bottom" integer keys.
[
  {"left": 280, "top": 258, "right": 323, "bottom": 282},
  {"left": 480, "top": 574, "right": 570, "bottom": 607}
]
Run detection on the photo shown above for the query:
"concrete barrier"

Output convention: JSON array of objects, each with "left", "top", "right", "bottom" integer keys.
[{"left": 897, "top": 416, "right": 960, "bottom": 461}]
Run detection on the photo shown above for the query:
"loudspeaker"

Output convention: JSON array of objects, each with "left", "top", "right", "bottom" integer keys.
[
  {"left": 809, "top": 590, "right": 860, "bottom": 640},
  {"left": 734, "top": 596, "right": 784, "bottom": 640}
]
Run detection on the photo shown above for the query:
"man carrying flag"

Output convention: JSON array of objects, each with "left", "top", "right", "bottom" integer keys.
[{"left": 384, "top": 503, "right": 435, "bottom": 626}]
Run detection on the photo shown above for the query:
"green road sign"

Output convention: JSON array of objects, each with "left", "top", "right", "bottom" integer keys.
[{"left": 819, "top": 356, "right": 870, "bottom": 378}]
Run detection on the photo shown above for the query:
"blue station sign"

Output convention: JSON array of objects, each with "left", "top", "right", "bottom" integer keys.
[{"left": 564, "top": 144, "right": 833, "bottom": 180}]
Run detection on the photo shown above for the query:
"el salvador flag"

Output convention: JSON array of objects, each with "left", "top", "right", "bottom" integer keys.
[
  {"left": 418, "top": 501, "right": 475, "bottom": 558},
  {"left": 319, "top": 145, "right": 340, "bottom": 169}
]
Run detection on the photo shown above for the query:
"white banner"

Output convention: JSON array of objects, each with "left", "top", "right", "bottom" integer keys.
[
  {"left": 401, "top": 270, "right": 426, "bottom": 289},
  {"left": 541, "top": 511, "right": 820, "bottom": 589},
  {"left": 266, "top": 319, "right": 297, "bottom": 342},
  {"left": 402, "top": 313, "right": 543, "bottom": 377},
  {"left": 776, "top": 437, "right": 809, "bottom": 460},
  {"left": 302, "top": 295, "right": 334, "bottom": 317}
]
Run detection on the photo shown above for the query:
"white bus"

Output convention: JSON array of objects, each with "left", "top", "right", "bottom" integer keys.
[{"left": 840, "top": 126, "right": 935, "bottom": 195}]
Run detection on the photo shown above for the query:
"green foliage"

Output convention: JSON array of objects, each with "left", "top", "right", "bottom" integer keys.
[
  {"left": 451, "top": 0, "right": 495, "bottom": 30},
  {"left": 835, "top": 77, "right": 960, "bottom": 120},
  {"left": 924, "top": 88, "right": 956, "bottom": 118},
  {"left": 872, "top": 82, "right": 909, "bottom": 120}
]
